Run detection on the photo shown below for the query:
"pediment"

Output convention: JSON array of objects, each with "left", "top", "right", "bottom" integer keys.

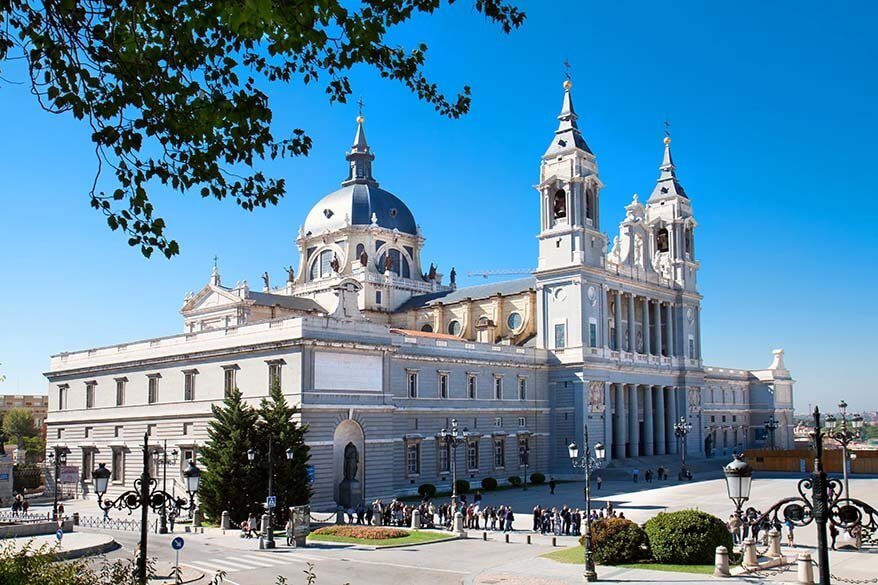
[{"left": 181, "top": 285, "right": 242, "bottom": 314}]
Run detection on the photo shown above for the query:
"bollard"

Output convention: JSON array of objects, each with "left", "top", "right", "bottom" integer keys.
[
  {"left": 221, "top": 510, "right": 231, "bottom": 531},
  {"left": 483, "top": 532, "right": 487, "bottom": 541},
  {"left": 797, "top": 553, "right": 814, "bottom": 584},
  {"left": 336, "top": 507, "right": 345, "bottom": 525},
  {"left": 767, "top": 528, "right": 782, "bottom": 558},
  {"left": 72, "top": 512, "right": 80, "bottom": 526},
  {"left": 527, "top": 535, "right": 531, "bottom": 545},
  {"left": 552, "top": 536, "right": 557, "bottom": 547},
  {"left": 193, "top": 508, "right": 203, "bottom": 528},
  {"left": 411, "top": 509, "right": 421, "bottom": 530},
  {"left": 505, "top": 533, "right": 509, "bottom": 543},
  {"left": 261, "top": 514, "right": 270, "bottom": 536},
  {"left": 713, "top": 545, "right": 731, "bottom": 577},
  {"left": 453, "top": 511, "right": 467, "bottom": 538},
  {"left": 741, "top": 538, "right": 759, "bottom": 567}
]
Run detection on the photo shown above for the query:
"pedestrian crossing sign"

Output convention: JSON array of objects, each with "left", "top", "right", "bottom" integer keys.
[{"left": 266, "top": 495, "right": 276, "bottom": 509}]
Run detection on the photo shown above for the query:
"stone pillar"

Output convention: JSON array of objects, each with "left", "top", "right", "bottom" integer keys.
[
  {"left": 666, "top": 387, "right": 678, "bottom": 454},
  {"left": 613, "top": 290, "right": 623, "bottom": 351},
  {"left": 627, "top": 293, "right": 636, "bottom": 353},
  {"left": 713, "top": 546, "right": 731, "bottom": 578},
  {"left": 643, "top": 385, "right": 654, "bottom": 456},
  {"left": 601, "top": 286, "right": 610, "bottom": 348},
  {"left": 613, "top": 384, "right": 626, "bottom": 459},
  {"left": 767, "top": 528, "right": 782, "bottom": 558},
  {"left": 603, "top": 382, "right": 613, "bottom": 464},
  {"left": 654, "top": 301, "right": 663, "bottom": 356},
  {"left": 627, "top": 384, "right": 640, "bottom": 458},
  {"left": 741, "top": 538, "right": 759, "bottom": 567},
  {"left": 642, "top": 297, "right": 651, "bottom": 355},
  {"left": 797, "top": 553, "right": 815, "bottom": 584},
  {"left": 654, "top": 386, "right": 666, "bottom": 455},
  {"left": 666, "top": 303, "right": 675, "bottom": 357},
  {"left": 411, "top": 509, "right": 421, "bottom": 530}
]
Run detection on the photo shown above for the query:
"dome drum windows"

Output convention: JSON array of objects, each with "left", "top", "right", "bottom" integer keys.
[
  {"left": 308, "top": 248, "right": 343, "bottom": 281},
  {"left": 376, "top": 246, "right": 412, "bottom": 279}
]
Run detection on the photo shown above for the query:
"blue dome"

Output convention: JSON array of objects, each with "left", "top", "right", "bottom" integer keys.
[{"left": 303, "top": 183, "right": 418, "bottom": 236}]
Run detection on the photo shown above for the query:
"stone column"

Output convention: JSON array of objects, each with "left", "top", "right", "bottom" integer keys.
[
  {"left": 603, "top": 382, "right": 613, "bottom": 463},
  {"left": 627, "top": 384, "right": 640, "bottom": 458},
  {"left": 601, "top": 286, "right": 610, "bottom": 348},
  {"left": 653, "top": 386, "right": 666, "bottom": 455},
  {"left": 613, "top": 384, "right": 626, "bottom": 459},
  {"left": 654, "top": 301, "right": 663, "bottom": 357},
  {"left": 666, "top": 303, "right": 675, "bottom": 357},
  {"left": 642, "top": 384, "right": 654, "bottom": 456},
  {"left": 665, "top": 387, "right": 678, "bottom": 454},
  {"left": 627, "top": 293, "right": 636, "bottom": 353},
  {"left": 614, "top": 290, "right": 623, "bottom": 351},
  {"left": 642, "top": 297, "right": 651, "bottom": 355}
]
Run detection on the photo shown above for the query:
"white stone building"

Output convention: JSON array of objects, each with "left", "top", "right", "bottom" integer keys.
[{"left": 44, "top": 81, "right": 794, "bottom": 510}]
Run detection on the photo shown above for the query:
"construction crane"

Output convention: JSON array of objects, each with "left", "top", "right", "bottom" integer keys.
[{"left": 466, "top": 269, "right": 532, "bottom": 279}]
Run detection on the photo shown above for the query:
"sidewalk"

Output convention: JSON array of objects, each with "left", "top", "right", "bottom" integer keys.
[{"left": 1, "top": 531, "right": 118, "bottom": 560}]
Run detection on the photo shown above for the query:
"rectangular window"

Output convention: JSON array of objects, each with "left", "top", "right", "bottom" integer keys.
[
  {"left": 711, "top": 415, "right": 716, "bottom": 422},
  {"left": 467, "top": 441, "right": 479, "bottom": 471},
  {"left": 183, "top": 422, "right": 192, "bottom": 436},
  {"left": 518, "top": 378, "right": 527, "bottom": 400},
  {"left": 494, "top": 377, "right": 503, "bottom": 400},
  {"left": 518, "top": 437, "right": 530, "bottom": 467},
  {"left": 84, "top": 426, "right": 92, "bottom": 438},
  {"left": 223, "top": 366, "right": 238, "bottom": 397},
  {"left": 115, "top": 378, "right": 126, "bottom": 406},
  {"left": 518, "top": 416, "right": 526, "bottom": 427},
  {"left": 494, "top": 417, "right": 503, "bottom": 427},
  {"left": 147, "top": 424, "right": 155, "bottom": 437},
  {"left": 467, "top": 375, "right": 477, "bottom": 399},
  {"left": 56, "top": 428, "right": 63, "bottom": 439},
  {"left": 181, "top": 449, "right": 196, "bottom": 468},
  {"left": 732, "top": 415, "right": 737, "bottom": 422},
  {"left": 438, "top": 443, "right": 450, "bottom": 473},
  {"left": 111, "top": 448, "right": 124, "bottom": 482},
  {"left": 494, "top": 438, "right": 506, "bottom": 469},
  {"left": 406, "top": 442, "right": 420, "bottom": 476},
  {"left": 268, "top": 362, "right": 282, "bottom": 389},
  {"left": 722, "top": 415, "right": 727, "bottom": 423},
  {"left": 689, "top": 336, "right": 695, "bottom": 357},
  {"left": 148, "top": 375, "right": 160, "bottom": 404},
  {"left": 554, "top": 323, "right": 566, "bottom": 349},
  {"left": 407, "top": 371, "right": 418, "bottom": 398},
  {"left": 375, "top": 291, "right": 382, "bottom": 305},
  {"left": 82, "top": 450, "right": 94, "bottom": 480},
  {"left": 438, "top": 373, "right": 448, "bottom": 399},
  {"left": 589, "top": 321, "right": 598, "bottom": 347},
  {"left": 184, "top": 371, "right": 196, "bottom": 401},
  {"left": 114, "top": 426, "right": 122, "bottom": 438},
  {"left": 58, "top": 385, "right": 68, "bottom": 410},
  {"left": 85, "top": 382, "right": 96, "bottom": 409}
]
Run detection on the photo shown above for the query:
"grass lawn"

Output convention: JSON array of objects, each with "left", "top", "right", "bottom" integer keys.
[
  {"left": 542, "top": 547, "right": 713, "bottom": 574},
  {"left": 307, "top": 530, "right": 453, "bottom": 547}
]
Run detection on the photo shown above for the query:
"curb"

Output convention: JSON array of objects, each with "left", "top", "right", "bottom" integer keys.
[{"left": 52, "top": 538, "right": 120, "bottom": 561}]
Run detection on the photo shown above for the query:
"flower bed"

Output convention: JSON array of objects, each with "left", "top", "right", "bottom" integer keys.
[{"left": 311, "top": 526, "right": 409, "bottom": 540}]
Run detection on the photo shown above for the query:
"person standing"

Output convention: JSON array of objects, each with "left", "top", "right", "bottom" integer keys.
[
  {"left": 785, "top": 519, "right": 795, "bottom": 547},
  {"left": 632, "top": 468, "right": 639, "bottom": 483},
  {"left": 595, "top": 475, "right": 603, "bottom": 490},
  {"left": 548, "top": 477, "right": 556, "bottom": 495},
  {"left": 285, "top": 517, "right": 294, "bottom": 546}
]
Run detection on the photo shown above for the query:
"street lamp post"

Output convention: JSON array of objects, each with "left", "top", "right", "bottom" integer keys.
[
  {"left": 568, "top": 427, "right": 606, "bottom": 582},
  {"left": 823, "top": 400, "right": 863, "bottom": 500},
  {"left": 722, "top": 453, "right": 753, "bottom": 518},
  {"left": 152, "top": 440, "right": 178, "bottom": 534},
  {"left": 92, "top": 433, "right": 201, "bottom": 585},
  {"left": 248, "top": 438, "right": 295, "bottom": 550},
  {"left": 763, "top": 416, "right": 780, "bottom": 450},
  {"left": 47, "top": 446, "right": 69, "bottom": 521},
  {"left": 438, "top": 419, "right": 467, "bottom": 523},
  {"left": 674, "top": 417, "right": 693, "bottom": 481}
]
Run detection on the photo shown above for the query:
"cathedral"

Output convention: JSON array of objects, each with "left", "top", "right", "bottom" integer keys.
[{"left": 44, "top": 80, "right": 794, "bottom": 510}]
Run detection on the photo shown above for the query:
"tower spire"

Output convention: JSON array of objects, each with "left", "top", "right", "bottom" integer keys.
[
  {"left": 648, "top": 128, "right": 687, "bottom": 201},
  {"left": 544, "top": 76, "right": 592, "bottom": 157},
  {"left": 343, "top": 107, "right": 377, "bottom": 186}
]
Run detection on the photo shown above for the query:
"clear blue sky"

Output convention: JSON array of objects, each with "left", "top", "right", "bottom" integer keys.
[{"left": 1, "top": 1, "right": 875, "bottom": 413}]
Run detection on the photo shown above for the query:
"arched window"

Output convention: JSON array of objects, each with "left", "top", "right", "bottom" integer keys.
[
  {"left": 507, "top": 312, "right": 523, "bottom": 331},
  {"left": 585, "top": 189, "right": 595, "bottom": 221},
  {"left": 376, "top": 248, "right": 411, "bottom": 278},
  {"left": 421, "top": 324, "right": 434, "bottom": 333},
  {"left": 356, "top": 243, "right": 365, "bottom": 259},
  {"left": 309, "top": 249, "right": 335, "bottom": 280},
  {"left": 552, "top": 189, "right": 567, "bottom": 219},
  {"left": 656, "top": 227, "right": 670, "bottom": 253}
]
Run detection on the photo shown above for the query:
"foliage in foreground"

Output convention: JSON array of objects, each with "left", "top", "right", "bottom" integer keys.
[
  {"left": 581, "top": 517, "right": 650, "bottom": 565},
  {"left": 311, "top": 525, "right": 409, "bottom": 540},
  {"left": 643, "top": 509, "right": 732, "bottom": 565}
]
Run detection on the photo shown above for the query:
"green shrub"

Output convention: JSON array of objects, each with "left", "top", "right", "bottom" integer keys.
[
  {"left": 581, "top": 518, "right": 649, "bottom": 565},
  {"left": 507, "top": 475, "right": 522, "bottom": 486},
  {"left": 455, "top": 479, "right": 470, "bottom": 494},
  {"left": 643, "top": 510, "right": 733, "bottom": 565},
  {"left": 481, "top": 477, "right": 498, "bottom": 491},
  {"left": 417, "top": 483, "right": 436, "bottom": 498},
  {"left": 529, "top": 472, "right": 546, "bottom": 485}
]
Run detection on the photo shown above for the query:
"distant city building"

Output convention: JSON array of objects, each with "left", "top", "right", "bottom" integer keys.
[
  {"left": 1, "top": 394, "right": 48, "bottom": 432},
  {"left": 44, "top": 80, "right": 794, "bottom": 510}
]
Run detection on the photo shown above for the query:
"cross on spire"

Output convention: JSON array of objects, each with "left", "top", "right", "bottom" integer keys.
[
  {"left": 213, "top": 255, "right": 218, "bottom": 269},
  {"left": 357, "top": 97, "right": 365, "bottom": 118},
  {"left": 664, "top": 117, "right": 671, "bottom": 137},
  {"left": 563, "top": 59, "right": 571, "bottom": 80}
]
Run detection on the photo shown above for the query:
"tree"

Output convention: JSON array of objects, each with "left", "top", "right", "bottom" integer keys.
[
  {"left": 198, "top": 387, "right": 260, "bottom": 523},
  {"left": 1, "top": 1, "right": 524, "bottom": 259},
  {"left": 2, "top": 408, "right": 37, "bottom": 447},
  {"left": 255, "top": 380, "right": 310, "bottom": 526}
]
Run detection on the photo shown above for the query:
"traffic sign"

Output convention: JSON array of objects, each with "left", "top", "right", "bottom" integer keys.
[
  {"left": 56, "top": 529, "right": 64, "bottom": 541},
  {"left": 171, "top": 537, "right": 185, "bottom": 550},
  {"left": 266, "top": 495, "right": 276, "bottom": 509},
  {"left": 306, "top": 465, "right": 315, "bottom": 484}
]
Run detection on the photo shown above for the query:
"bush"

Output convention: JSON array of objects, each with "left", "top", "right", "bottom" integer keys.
[
  {"left": 529, "top": 472, "right": 546, "bottom": 485},
  {"left": 455, "top": 479, "right": 470, "bottom": 494},
  {"left": 644, "top": 510, "right": 733, "bottom": 565},
  {"left": 507, "top": 475, "right": 522, "bottom": 486},
  {"left": 581, "top": 518, "right": 650, "bottom": 565},
  {"left": 312, "top": 525, "right": 409, "bottom": 540},
  {"left": 481, "top": 477, "right": 498, "bottom": 491},
  {"left": 417, "top": 483, "right": 437, "bottom": 498}
]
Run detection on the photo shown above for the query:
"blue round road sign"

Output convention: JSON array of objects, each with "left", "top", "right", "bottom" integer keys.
[
  {"left": 171, "top": 537, "right": 184, "bottom": 550},
  {"left": 56, "top": 529, "right": 64, "bottom": 541}
]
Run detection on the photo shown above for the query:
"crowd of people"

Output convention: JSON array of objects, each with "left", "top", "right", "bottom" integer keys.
[{"left": 9, "top": 492, "right": 30, "bottom": 517}]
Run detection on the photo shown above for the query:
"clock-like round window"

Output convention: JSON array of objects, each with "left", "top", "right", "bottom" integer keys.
[
  {"left": 447, "top": 320, "right": 462, "bottom": 336},
  {"left": 507, "top": 312, "right": 523, "bottom": 331}
]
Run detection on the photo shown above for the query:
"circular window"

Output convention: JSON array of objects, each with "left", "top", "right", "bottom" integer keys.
[
  {"left": 447, "top": 320, "right": 462, "bottom": 336},
  {"left": 507, "top": 312, "right": 523, "bottom": 331},
  {"left": 389, "top": 208, "right": 398, "bottom": 218},
  {"left": 421, "top": 324, "right": 434, "bottom": 333}
]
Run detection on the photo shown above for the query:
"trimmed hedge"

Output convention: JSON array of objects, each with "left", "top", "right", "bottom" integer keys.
[
  {"left": 529, "top": 472, "right": 546, "bottom": 485},
  {"left": 481, "top": 477, "right": 498, "bottom": 491},
  {"left": 643, "top": 510, "right": 733, "bottom": 565},
  {"left": 313, "top": 526, "right": 408, "bottom": 539},
  {"left": 507, "top": 475, "right": 523, "bottom": 486},
  {"left": 455, "top": 479, "right": 471, "bottom": 494},
  {"left": 581, "top": 518, "right": 650, "bottom": 565},
  {"left": 417, "top": 483, "right": 437, "bottom": 498}
]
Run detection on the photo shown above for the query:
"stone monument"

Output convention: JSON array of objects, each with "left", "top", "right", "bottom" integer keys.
[{"left": 337, "top": 442, "right": 362, "bottom": 509}]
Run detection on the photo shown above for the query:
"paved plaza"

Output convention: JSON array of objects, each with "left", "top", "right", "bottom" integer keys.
[{"left": 14, "top": 472, "right": 877, "bottom": 584}]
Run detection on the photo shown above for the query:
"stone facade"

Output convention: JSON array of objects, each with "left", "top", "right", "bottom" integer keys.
[{"left": 44, "top": 80, "right": 793, "bottom": 511}]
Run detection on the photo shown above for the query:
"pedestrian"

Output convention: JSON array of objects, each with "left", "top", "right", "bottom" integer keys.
[
  {"left": 632, "top": 468, "right": 639, "bottom": 483},
  {"left": 548, "top": 477, "right": 556, "bottom": 495},
  {"left": 830, "top": 523, "right": 839, "bottom": 550},
  {"left": 168, "top": 508, "right": 176, "bottom": 532},
  {"left": 285, "top": 517, "right": 294, "bottom": 546},
  {"left": 504, "top": 507, "right": 514, "bottom": 532},
  {"left": 645, "top": 469, "right": 652, "bottom": 483},
  {"left": 532, "top": 505, "right": 541, "bottom": 532},
  {"left": 58, "top": 503, "right": 65, "bottom": 519},
  {"left": 618, "top": 512, "right": 626, "bottom": 519},
  {"left": 785, "top": 519, "right": 795, "bottom": 547},
  {"left": 595, "top": 475, "right": 603, "bottom": 490}
]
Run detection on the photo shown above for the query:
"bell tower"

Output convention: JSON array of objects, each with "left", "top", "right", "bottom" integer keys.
[{"left": 536, "top": 79, "right": 606, "bottom": 272}]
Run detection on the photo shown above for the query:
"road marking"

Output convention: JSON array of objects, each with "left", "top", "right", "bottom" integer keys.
[
  {"left": 182, "top": 561, "right": 227, "bottom": 575},
  {"left": 335, "top": 557, "right": 468, "bottom": 575},
  {"left": 225, "top": 556, "right": 276, "bottom": 568},
  {"left": 247, "top": 555, "right": 294, "bottom": 565},
  {"left": 208, "top": 558, "right": 261, "bottom": 570}
]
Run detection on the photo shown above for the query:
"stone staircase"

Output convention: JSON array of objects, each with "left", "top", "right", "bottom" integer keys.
[{"left": 597, "top": 453, "right": 723, "bottom": 480}]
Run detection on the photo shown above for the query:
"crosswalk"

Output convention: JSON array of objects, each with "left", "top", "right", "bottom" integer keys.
[{"left": 183, "top": 552, "right": 324, "bottom": 576}]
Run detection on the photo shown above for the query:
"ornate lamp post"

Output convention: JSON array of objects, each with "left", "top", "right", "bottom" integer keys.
[
  {"left": 674, "top": 416, "right": 693, "bottom": 480},
  {"left": 438, "top": 418, "right": 467, "bottom": 521},
  {"left": 763, "top": 416, "right": 780, "bottom": 450},
  {"left": 92, "top": 433, "right": 200, "bottom": 585},
  {"left": 568, "top": 428, "right": 606, "bottom": 582},
  {"left": 823, "top": 400, "right": 863, "bottom": 500},
  {"left": 248, "top": 440, "right": 295, "bottom": 550},
  {"left": 723, "top": 453, "right": 753, "bottom": 517},
  {"left": 151, "top": 441, "right": 178, "bottom": 534},
  {"left": 46, "top": 446, "right": 69, "bottom": 521}
]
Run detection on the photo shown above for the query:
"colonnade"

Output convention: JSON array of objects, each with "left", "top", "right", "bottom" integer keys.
[
  {"left": 607, "top": 289, "right": 681, "bottom": 357},
  {"left": 604, "top": 383, "right": 686, "bottom": 460}
]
